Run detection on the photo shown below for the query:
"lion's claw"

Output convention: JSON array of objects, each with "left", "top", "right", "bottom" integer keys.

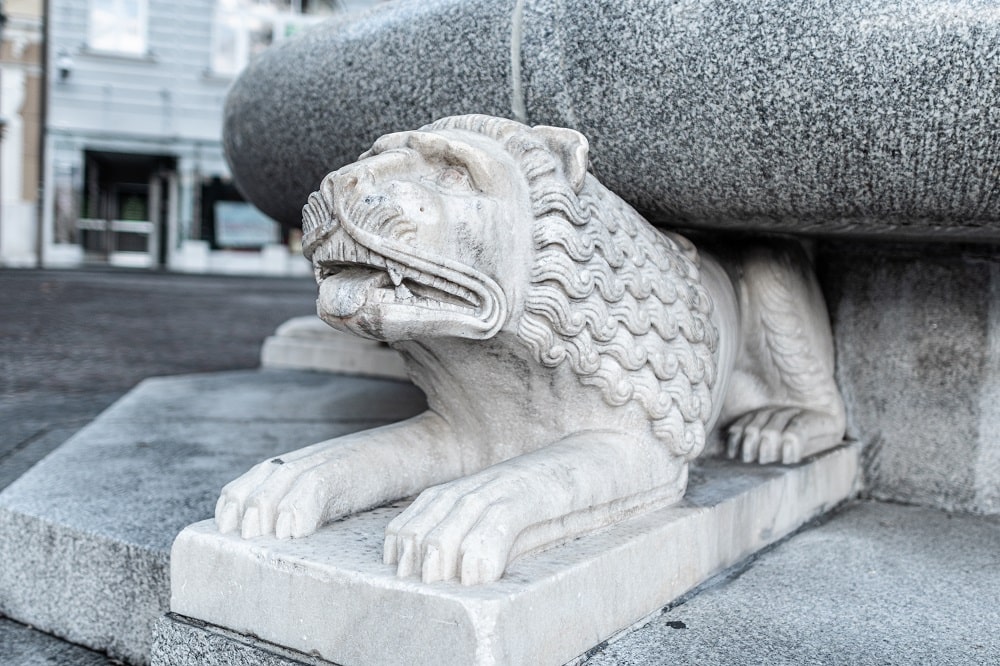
[
  {"left": 727, "top": 407, "right": 799, "bottom": 464},
  {"left": 274, "top": 512, "right": 293, "bottom": 540},
  {"left": 384, "top": 474, "right": 528, "bottom": 585},
  {"left": 240, "top": 507, "right": 262, "bottom": 539},
  {"left": 213, "top": 450, "right": 340, "bottom": 539},
  {"left": 727, "top": 407, "right": 842, "bottom": 465},
  {"left": 215, "top": 498, "right": 239, "bottom": 534}
]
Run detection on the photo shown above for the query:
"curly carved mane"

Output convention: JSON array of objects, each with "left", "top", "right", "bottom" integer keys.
[{"left": 424, "top": 116, "right": 719, "bottom": 460}]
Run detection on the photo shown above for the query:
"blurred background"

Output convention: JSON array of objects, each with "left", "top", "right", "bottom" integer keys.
[{"left": 0, "top": 0, "right": 385, "bottom": 276}]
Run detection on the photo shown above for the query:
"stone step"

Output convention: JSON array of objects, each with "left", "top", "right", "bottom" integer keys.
[
  {"left": 0, "top": 369, "right": 426, "bottom": 665},
  {"left": 582, "top": 501, "right": 1000, "bottom": 665},
  {"left": 0, "top": 618, "right": 116, "bottom": 666}
]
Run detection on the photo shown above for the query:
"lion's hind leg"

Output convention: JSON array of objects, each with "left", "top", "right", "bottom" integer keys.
[
  {"left": 726, "top": 406, "right": 845, "bottom": 464},
  {"left": 724, "top": 243, "right": 846, "bottom": 465}
]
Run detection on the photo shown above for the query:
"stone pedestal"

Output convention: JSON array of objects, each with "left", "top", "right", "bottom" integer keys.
[
  {"left": 161, "top": 445, "right": 858, "bottom": 666},
  {"left": 260, "top": 316, "right": 408, "bottom": 379},
  {"left": 823, "top": 244, "right": 1000, "bottom": 514}
]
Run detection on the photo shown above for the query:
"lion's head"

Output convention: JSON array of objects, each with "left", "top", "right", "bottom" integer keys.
[{"left": 302, "top": 114, "right": 718, "bottom": 459}]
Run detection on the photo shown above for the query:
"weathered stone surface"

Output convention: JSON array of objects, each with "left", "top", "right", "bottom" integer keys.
[
  {"left": 0, "top": 369, "right": 425, "bottom": 665},
  {"left": 821, "top": 244, "right": 1000, "bottom": 514},
  {"left": 522, "top": 0, "right": 1000, "bottom": 238},
  {"left": 168, "top": 445, "right": 858, "bottom": 666},
  {"left": 583, "top": 502, "right": 1000, "bottom": 665},
  {"left": 226, "top": 0, "right": 1000, "bottom": 240}
]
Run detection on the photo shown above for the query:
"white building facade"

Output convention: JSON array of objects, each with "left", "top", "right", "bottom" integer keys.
[
  {"left": 14, "top": 0, "right": 380, "bottom": 273},
  {"left": 0, "top": 0, "right": 44, "bottom": 268}
]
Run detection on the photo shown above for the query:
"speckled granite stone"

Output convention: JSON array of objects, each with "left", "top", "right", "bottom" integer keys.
[
  {"left": 225, "top": 0, "right": 1000, "bottom": 239},
  {"left": 523, "top": 0, "right": 1000, "bottom": 237},
  {"left": 0, "top": 370, "right": 424, "bottom": 665},
  {"left": 224, "top": 0, "right": 515, "bottom": 227},
  {"left": 152, "top": 615, "right": 328, "bottom": 666},
  {"left": 0, "top": 618, "right": 116, "bottom": 666}
]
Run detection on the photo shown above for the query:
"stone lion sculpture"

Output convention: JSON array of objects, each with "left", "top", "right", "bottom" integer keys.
[{"left": 215, "top": 114, "right": 846, "bottom": 585}]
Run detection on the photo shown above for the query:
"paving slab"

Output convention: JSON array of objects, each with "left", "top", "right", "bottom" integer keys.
[
  {"left": 0, "top": 268, "right": 318, "bottom": 493},
  {"left": 582, "top": 501, "right": 1000, "bottom": 665},
  {"left": 0, "top": 617, "right": 116, "bottom": 666},
  {"left": 0, "top": 369, "right": 426, "bottom": 666}
]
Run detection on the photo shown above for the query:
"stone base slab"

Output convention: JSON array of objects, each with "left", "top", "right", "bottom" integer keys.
[
  {"left": 167, "top": 444, "right": 859, "bottom": 666},
  {"left": 152, "top": 615, "right": 327, "bottom": 666}
]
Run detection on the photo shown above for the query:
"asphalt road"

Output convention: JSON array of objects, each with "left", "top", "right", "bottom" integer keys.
[{"left": 0, "top": 268, "right": 318, "bottom": 491}]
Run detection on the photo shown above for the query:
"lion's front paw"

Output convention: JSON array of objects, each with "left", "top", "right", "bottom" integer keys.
[
  {"left": 215, "top": 454, "right": 338, "bottom": 540},
  {"left": 384, "top": 471, "right": 534, "bottom": 586},
  {"left": 726, "top": 407, "right": 844, "bottom": 465}
]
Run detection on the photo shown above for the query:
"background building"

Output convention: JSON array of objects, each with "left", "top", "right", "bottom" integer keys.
[
  {"left": 1, "top": 0, "right": 381, "bottom": 272},
  {"left": 0, "top": 0, "right": 44, "bottom": 268}
]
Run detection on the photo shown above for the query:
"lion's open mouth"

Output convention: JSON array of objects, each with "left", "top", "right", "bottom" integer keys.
[
  {"left": 311, "top": 233, "right": 482, "bottom": 313},
  {"left": 301, "top": 169, "right": 507, "bottom": 339}
]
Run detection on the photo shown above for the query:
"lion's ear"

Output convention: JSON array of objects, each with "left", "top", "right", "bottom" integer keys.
[{"left": 533, "top": 125, "right": 589, "bottom": 193}]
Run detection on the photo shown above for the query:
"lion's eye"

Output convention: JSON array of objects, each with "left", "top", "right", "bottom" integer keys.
[{"left": 435, "top": 166, "right": 473, "bottom": 190}]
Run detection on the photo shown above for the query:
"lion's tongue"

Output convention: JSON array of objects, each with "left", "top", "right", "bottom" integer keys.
[{"left": 318, "top": 268, "right": 387, "bottom": 318}]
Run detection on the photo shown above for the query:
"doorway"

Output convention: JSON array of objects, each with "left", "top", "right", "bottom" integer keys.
[{"left": 79, "top": 151, "right": 177, "bottom": 268}]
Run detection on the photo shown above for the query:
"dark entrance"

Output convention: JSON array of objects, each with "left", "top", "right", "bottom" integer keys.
[{"left": 80, "top": 151, "right": 177, "bottom": 267}]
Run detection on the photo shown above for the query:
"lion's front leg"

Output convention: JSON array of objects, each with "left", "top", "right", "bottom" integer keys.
[
  {"left": 215, "top": 411, "right": 464, "bottom": 539},
  {"left": 384, "top": 431, "right": 687, "bottom": 585}
]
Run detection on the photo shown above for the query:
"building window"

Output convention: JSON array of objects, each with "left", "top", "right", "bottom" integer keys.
[
  {"left": 88, "top": 0, "right": 149, "bottom": 55},
  {"left": 210, "top": 4, "right": 273, "bottom": 77},
  {"left": 210, "top": 0, "right": 341, "bottom": 77}
]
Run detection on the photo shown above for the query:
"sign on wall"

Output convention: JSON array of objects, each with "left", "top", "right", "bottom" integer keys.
[{"left": 214, "top": 201, "right": 279, "bottom": 248}]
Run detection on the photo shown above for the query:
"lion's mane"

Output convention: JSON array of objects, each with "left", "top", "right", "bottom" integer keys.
[{"left": 424, "top": 115, "right": 718, "bottom": 460}]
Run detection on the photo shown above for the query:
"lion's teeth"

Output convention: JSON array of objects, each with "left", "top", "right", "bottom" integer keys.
[
  {"left": 386, "top": 261, "right": 404, "bottom": 286},
  {"left": 395, "top": 283, "right": 413, "bottom": 300}
]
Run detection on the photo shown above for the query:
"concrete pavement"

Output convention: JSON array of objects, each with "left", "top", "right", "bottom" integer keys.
[
  {"left": 1, "top": 268, "right": 317, "bottom": 663},
  {"left": 0, "top": 268, "right": 317, "bottom": 492}
]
